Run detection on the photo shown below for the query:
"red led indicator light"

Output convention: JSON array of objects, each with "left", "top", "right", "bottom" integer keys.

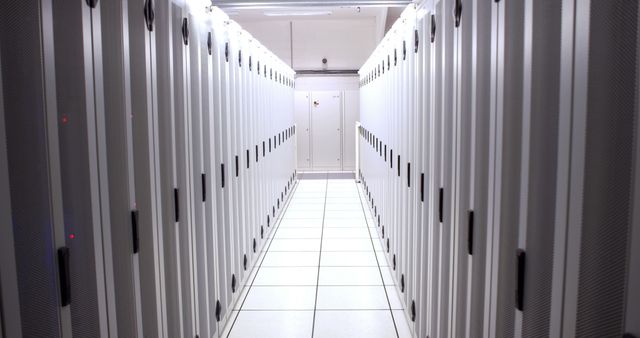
[
  {"left": 69, "top": 234, "right": 75, "bottom": 239},
  {"left": 62, "top": 114, "right": 69, "bottom": 125}
]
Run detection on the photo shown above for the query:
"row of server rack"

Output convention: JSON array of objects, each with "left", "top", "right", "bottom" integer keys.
[
  {"left": 0, "top": 1, "right": 296, "bottom": 337},
  {"left": 358, "top": 1, "right": 640, "bottom": 338}
]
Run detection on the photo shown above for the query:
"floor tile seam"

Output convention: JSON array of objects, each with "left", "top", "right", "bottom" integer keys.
[
  {"left": 353, "top": 180, "right": 402, "bottom": 338},
  {"left": 225, "top": 179, "right": 301, "bottom": 337},
  {"left": 231, "top": 309, "right": 397, "bottom": 312},
  {"left": 251, "top": 284, "right": 394, "bottom": 287},
  {"left": 311, "top": 174, "right": 329, "bottom": 338}
]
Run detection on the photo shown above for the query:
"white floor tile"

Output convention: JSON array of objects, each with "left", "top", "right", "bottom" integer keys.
[
  {"left": 386, "top": 285, "right": 405, "bottom": 310},
  {"left": 323, "top": 219, "right": 368, "bottom": 228},
  {"left": 321, "top": 251, "right": 379, "bottom": 267},
  {"left": 316, "top": 286, "right": 391, "bottom": 310},
  {"left": 271, "top": 227, "right": 322, "bottom": 239},
  {"left": 261, "top": 251, "right": 319, "bottom": 267},
  {"left": 318, "top": 267, "right": 383, "bottom": 286},
  {"left": 313, "top": 310, "right": 398, "bottom": 338},
  {"left": 324, "top": 204, "right": 364, "bottom": 211},
  {"left": 324, "top": 210, "right": 367, "bottom": 219},
  {"left": 322, "top": 238, "right": 374, "bottom": 252},
  {"left": 284, "top": 209, "right": 324, "bottom": 219},
  {"left": 286, "top": 205, "right": 325, "bottom": 212},
  {"left": 227, "top": 310, "right": 314, "bottom": 338},
  {"left": 393, "top": 309, "right": 414, "bottom": 338},
  {"left": 241, "top": 286, "right": 316, "bottom": 310},
  {"left": 279, "top": 218, "right": 323, "bottom": 228},
  {"left": 373, "top": 239, "right": 384, "bottom": 252},
  {"left": 381, "top": 267, "right": 396, "bottom": 285},
  {"left": 269, "top": 238, "right": 321, "bottom": 252},
  {"left": 325, "top": 200, "right": 362, "bottom": 206},
  {"left": 253, "top": 267, "right": 318, "bottom": 286},
  {"left": 322, "top": 227, "right": 371, "bottom": 239}
]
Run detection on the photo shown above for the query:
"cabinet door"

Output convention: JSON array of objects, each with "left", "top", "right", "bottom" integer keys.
[
  {"left": 342, "top": 90, "right": 359, "bottom": 171},
  {"left": 295, "top": 91, "right": 311, "bottom": 169},
  {"left": 311, "top": 91, "right": 342, "bottom": 170}
]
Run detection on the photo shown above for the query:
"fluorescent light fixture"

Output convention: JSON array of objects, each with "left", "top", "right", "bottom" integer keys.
[{"left": 263, "top": 10, "right": 332, "bottom": 16}]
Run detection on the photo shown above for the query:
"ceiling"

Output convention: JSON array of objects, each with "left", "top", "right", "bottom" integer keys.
[{"left": 222, "top": 6, "right": 389, "bottom": 21}]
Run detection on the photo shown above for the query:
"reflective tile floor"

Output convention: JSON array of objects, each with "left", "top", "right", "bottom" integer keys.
[{"left": 223, "top": 176, "right": 413, "bottom": 338}]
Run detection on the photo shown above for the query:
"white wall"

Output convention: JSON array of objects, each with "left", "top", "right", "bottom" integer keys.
[{"left": 237, "top": 19, "right": 376, "bottom": 70}]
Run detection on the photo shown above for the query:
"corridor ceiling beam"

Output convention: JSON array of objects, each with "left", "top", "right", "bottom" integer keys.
[{"left": 211, "top": 0, "right": 413, "bottom": 9}]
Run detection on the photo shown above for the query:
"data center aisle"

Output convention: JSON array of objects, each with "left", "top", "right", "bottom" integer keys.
[{"left": 223, "top": 174, "right": 412, "bottom": 338}]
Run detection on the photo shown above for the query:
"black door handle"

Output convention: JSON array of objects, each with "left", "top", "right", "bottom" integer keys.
[{"left": 144, "top": 0, "right": 154, "bottom": 31}]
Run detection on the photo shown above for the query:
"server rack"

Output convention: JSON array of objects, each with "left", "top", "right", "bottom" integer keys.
[
  {"left": 0, "top": 48, "right": 23, "bottom": 338},
  {"left": 102, "top": 0, "right": 145, "bottom": 336},
  {"left": 128, "top": 0, "right": 169, "bottom": 335},
  {"left": 1, "top": 2, "right": 295, "bottom": 337},
  {"left": 359, "top": 1, "right": 640, "bottom": 337}
]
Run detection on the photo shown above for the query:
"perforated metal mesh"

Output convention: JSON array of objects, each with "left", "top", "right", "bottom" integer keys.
[
  {"left": 522, "top": 1, "right": 562, "bottom": 337},
  {"left": 576, "top": 1, "right": 639, "bottom": 336},
  {"left": 51, "top": 0, "right": 102, "bottom": 335},
  {"left": 469, "top": 1, "right": 492, "bottom": 335},
  {"left": 0, "top": 1, "right": 61, "bottom": 336},
  {"left": 495, "top": 1, "right": 525, "bottom": 337}
]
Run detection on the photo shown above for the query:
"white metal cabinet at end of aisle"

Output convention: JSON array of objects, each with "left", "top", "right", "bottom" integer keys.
[
  {"left": 295, "top": 90, "right": 360, "bottom": 171},
  {"left": 0, "top": 1, "right": 297, "bottom": 337},
  {"left": 358, "top": 1, "right": 640, "bottom": 338}
]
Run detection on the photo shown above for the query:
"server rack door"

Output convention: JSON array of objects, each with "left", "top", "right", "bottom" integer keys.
[
  {"left": 515, "top": 1, "right": 563, "bottom": 337},
  {"left": 418, "top": 12, "right": 434, "bottom": 338},
  {"left": 0, "top": 1, "right": 69, "bottom": 335},
  {"left": 128, "top": 0, "right": 168, "bottom": 335},
  {"left": 411, "top": 16, "right": 423, "bottom": 338},
  {"left": 0, "top": 48, "right": 24, "bottom": 338},
  {"left": 626, "top": 77, "right": 640, "bottom": 337},
  {"left": 155, "top": 1, "right": 184, "bottom": 335},
  {"left": 189, "top": 12, "right": 210, "bottom": 338},
  {"left": 202, "top": 21, "right": 221, "bottom": 337},
  {"left": 212, "top": 24, "right": 232, "bottom": 324},
  {"left": 101, "top": 0, "right": 144, "bottom": 336},
  {"left": 221, "top": 30, "right": 240, "bottom": 309},
  {"left": 467, "top": 1, "right": 492, "bottom": 337},
  {"left": 451, "top": 0, "right": 473, "bottom": 333},
  {"left": 438, "top": 0, "right": 455, "bottom": 336},
  {"left": 563, "top": 1, "right": 640, "bottom": 337},
  {"left": 486, "top": 0, "right": 525, "bottom": 337},
  {"left": 239, "top": 31, "right": 252, "bottom": 287},
  {"left": 210, "top": 20, "right": 231, "bottom": 322},
  {"left": 52, "top": 0, "right": 117, "bottom": 335},
  {"left": 171, "top": 5, "right": 196, "bottom": 337},
  {"left": 251, "top": 44, "right": 260, "bottom": 269},
  {"left": 227, "top": 30, "right": 244, "bottom": 294},
  {"left": 236, "top": 33, "right": 248, "bottom": 287},
  {"left": 430, "top": 2, "right": 444, "bottom": 335}
]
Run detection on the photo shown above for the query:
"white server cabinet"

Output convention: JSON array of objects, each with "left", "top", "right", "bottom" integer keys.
[
  {"left": 128, "top": 0, "right": 169, "bottom": 335},
  {"left": 51, "top": 0, "right": 122, "bottom": 335},
  {"left": 0, "top": 1, "right": 70, "bottom": 335},
  {"left": 361, "top": 1, "right": 640, "bottom": 338},
  {"left": 0, "top": 30, "right": 25, "bottom": 338},
  {"left": 0, "top": 2, "right": 295, "bottom": 337},
  {"left": 551, "top": 1, "right": 640, "bottom": 337},
  {"left": 170, "top": 4, "right": 197, "bottom": 337},
  {"left": 101, "top": 0, "right": 145, "bottom": 336}
]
